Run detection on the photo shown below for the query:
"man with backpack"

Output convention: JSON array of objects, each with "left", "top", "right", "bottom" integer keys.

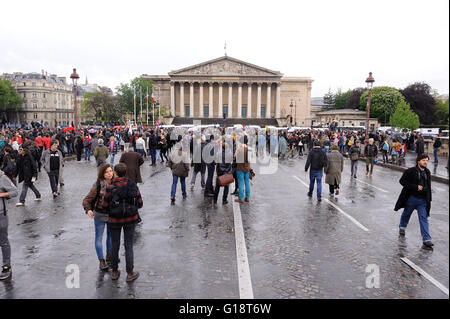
[
  {"left": 102, "top": 163, "right": 142, "bottom": 282},
  {"left": 349, "top": 140, "right": 361, "bottom": 178},
  {"left": 83, "top": 135, "right": 92, "bottom": 161}
]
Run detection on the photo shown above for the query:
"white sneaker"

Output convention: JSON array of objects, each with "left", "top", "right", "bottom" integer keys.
[
  {"left": 34, "top": 197, "right": 42, "bottom": 201},
  {"left": 16, "top": 202, "right": 25, "bottom": 207}
]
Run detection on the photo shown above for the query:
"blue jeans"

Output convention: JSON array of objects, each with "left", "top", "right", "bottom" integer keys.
[
  {"left": 308, "top": 170, "right": 322, "bottom": 200},
  {"left": 399, "top": 196, "right": 431, "bottom": 242},
  {"left": 110, "top": 224, "right": 135, "bottom": 272},
  {"left": 324, "top": 146, "right": 329, "bottom": 156},
  {"left": 339, "top": 144, "right": 344, "bottom": 153},
  {"left": 433, "top": 148, "right": 439, "bottom": 163},
  {"left": 84, "top": 147, "right": 91, "bottom": 161},
  {"left": 156, "top": 149, "right": 161, "bottom": 161},
  {"left": 171, "top": 174, "right": 186, "bottom": 198},
  {"left": 236, "top": 170, "right": 250, "bottom": 200},
  {"left": 149, "top": 148, "right": 156, "bottom": 164},
  {"left": 94, "top": 219, "right": 112, "bottom": 260},
  {"left": 110, "top": 153, "right": 115, "bottom": 166}
]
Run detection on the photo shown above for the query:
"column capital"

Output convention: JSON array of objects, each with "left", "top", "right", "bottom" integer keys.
[
  {"left": 257, "top": 82, "right": 262, "bottom": 87},
  {"left": 169, "top": 81, "right": 175, "bottom": 86},
  {"left": 228, "top": 82, "right": 233, "bottom": 86},
  {"left": 238, "top": 82, "right": 243, "bottom": 87}
]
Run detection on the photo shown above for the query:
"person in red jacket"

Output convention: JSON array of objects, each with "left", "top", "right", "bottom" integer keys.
[{"left": 43, "top": 134, "right": 51, "bottom": 150}]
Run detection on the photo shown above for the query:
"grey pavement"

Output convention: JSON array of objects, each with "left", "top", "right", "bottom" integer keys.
[{"left": 0, "top": 151, "right": 448, "bottom": 299}]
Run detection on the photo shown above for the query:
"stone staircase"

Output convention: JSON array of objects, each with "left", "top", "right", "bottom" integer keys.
[{"left": 171, "top": 117, "right": 279, "bottom": 127}]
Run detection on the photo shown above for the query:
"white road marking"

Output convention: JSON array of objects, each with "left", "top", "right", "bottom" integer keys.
[
  {"left": 293, "top": 175, "right": 370, "bottom": 232},
  {"left": 354, "top": 178, "right": 389, "bottom": 193},
  {"left": 232, "top": 197, "right": 254, "bottom": 299},
  {"left": 401, "top": 257, "right": 449, "bottom": 296}
]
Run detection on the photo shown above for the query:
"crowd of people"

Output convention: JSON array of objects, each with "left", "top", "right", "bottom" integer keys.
[{"left": 0, "top": 123, "right": 446, "bottom": 281}]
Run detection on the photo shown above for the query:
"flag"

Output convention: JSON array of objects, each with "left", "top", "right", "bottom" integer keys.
[
  {"left": 156, "top": 120, "right": 159, "bottom": 127},
  {"left": 152, "top": 90, "right": 155, "bottom": 104}
]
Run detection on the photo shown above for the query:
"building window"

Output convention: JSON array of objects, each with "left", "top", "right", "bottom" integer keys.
[
  {"left": 32, "top": 92, "right": 37, "bottom": 98},
  {"left": 23, "top": 82, "right": 26, "bottom": 86},
  {"left": 34, "top": 113, "right": 38, "bottom": 119},
  {"left": 204, "top": 106, "right": 209, "bottom": 117},
  {"left": 223, "top": 105, "right": 228, "bottom": 119},
  {"left": 242, "top": 105, "right": 247, "bottom": 118},
  {"left": 23, "top": 92, "right": 26, "bottom": 98},
  {"left": 360, "top": 122, "right": 365, "bottom": 126},
  {"left": 32, "top": 82, "right": 36, "bottom": 87},
  {"left": 43, "top": 93, "right": 46, "bottom": 98},
  {"left": 44, "top": 113, "right": 48, "bottom": 119},
  {"left": 261, "top": 106, "right": 266, "bottom": 118},
  {"left": 33, "top": 102, "right": 37, "bottom": 109},
  {"left": 185, "top": 106, "right": 190, "bottom": 117}
]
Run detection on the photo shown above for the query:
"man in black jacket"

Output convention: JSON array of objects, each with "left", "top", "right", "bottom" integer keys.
[
  {"left": 305, "top": 140, "right": 328, "bottom": 201},
  {"left": 394, "top": 154, "right": 433, "bottom": 249},
  {"left": 433, "top": 135, "right": 442, "bottom": 164}
]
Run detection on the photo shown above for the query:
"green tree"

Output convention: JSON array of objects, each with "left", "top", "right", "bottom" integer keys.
[
  {"left": 323, "top": 88, "right": 335, "bottom": 109},
  {"left": 334, "top": 89, "right": 352, "bottom": 109},
  {"left": 116, "top": 77, "right": 153, "bottom": 117},
  {"left": 360, "top": 86, "right": 405, "bottom": 124},
  {"left": 389, "top": 100, "right": 420, "bottom": 131},
  {"left": 435, "top": 98, "right": 449, "bottom": 128},
  {"left": 0, "top": 79, "right": 22, "bottom": 111},
  {"left": 82, "top": 92, "right": 123, "bottom": 122}
]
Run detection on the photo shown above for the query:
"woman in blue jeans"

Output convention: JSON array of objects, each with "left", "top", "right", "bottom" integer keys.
[
  {"left": 82, "top": 163, "right": 113, "bottom": 270},
  {"left": 234, "top": 141, "right": 251, "bottom": 203},
  {"left": 168, "top": 145, "right": 190, "bottom": 204}
]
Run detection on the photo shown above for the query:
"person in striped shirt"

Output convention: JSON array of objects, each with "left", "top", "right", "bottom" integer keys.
[{"left": 101, "top": 163, "right": 142, "bottom": 282}]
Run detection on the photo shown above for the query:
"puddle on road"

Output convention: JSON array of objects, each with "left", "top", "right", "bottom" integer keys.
[
  {"left": 53, "top": 230, "right": 65, "bottom": 238},
  {"left": 17, "top": 218, "right": 38, "bottom": 226}
]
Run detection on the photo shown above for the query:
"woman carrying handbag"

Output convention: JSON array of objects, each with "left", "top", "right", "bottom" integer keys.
[{"left": 214, "top": 137, "right": 234, "bottom": 205}]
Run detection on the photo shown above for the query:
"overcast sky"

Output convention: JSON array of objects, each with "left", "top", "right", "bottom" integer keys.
[{"left": 1, "top": 0, "right": 448, "bottom": 97}]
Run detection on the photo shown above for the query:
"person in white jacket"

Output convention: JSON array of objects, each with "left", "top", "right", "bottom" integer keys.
[{"left": 135, "top": 134, "right": 147, "bottom": 158}]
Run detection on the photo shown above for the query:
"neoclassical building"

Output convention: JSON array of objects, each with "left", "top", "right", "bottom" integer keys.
[
  {"left": 1, "top": 71, "right": 75, "bottom": 127},
  {"left": 142, "top": 56, "right": 313, "bottom": 126}
]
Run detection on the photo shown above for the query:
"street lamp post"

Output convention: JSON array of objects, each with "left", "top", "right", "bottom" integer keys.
[
  {"left": 364, "top": 72, "right": 375, "bottom": 145},
  {"left": 70, "top": 68, "right": 80, "bottom": 130},
  {"left": 289, "top": 99, "right": 293, "bottom": 126},
  {"left": 294, "top": 99, "right": 298, "bottom": 126}
]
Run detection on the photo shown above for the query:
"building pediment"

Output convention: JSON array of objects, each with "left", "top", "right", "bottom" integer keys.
[{"left": 169, "top": 56, "right": 283, "bottom": 77}]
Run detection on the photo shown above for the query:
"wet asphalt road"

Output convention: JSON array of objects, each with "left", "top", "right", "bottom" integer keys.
[{"left": 0, "top": 150, "right": 448, "bottom": 299}]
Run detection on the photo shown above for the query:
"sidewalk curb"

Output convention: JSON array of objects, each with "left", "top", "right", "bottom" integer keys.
[{"left": 356, "top": 158, "right": 449, "bottom": 185}]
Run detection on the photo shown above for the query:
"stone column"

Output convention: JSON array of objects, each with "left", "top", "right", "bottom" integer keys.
[
  {"left": 199, "top": 82, "right": 204, "bottom": 118},
  {"left": 275, "top": 82, "right": 281, "bottom": 118},
  {"left": 228, "top": 82, "right": 233, "bottom": 118},
  {"left": 247, "top": 82, "right": 252, "bottom": 118},
  {"left": 257, "top": 82, "right": 262, "bottom": 118},
  {"left": 190, "top": 82, "right": 194, "bottom": 117},
  {"left": 180, "top": 82, "right": 185, "bottom": 117},
  {"left": 170, "top": 81, "right": 175, "bottom": 117},
  {"left": 266, "top": 83, "right": 271, "bottom": 118},
  {"left": 218, "top": 82, "right": 223, "bottom": 119},
  {"left": 209, "top": 82, "right": 213, "bottom": 118},
  {"left": 238, "top": 83, "right": 242, "bottom": 118}
]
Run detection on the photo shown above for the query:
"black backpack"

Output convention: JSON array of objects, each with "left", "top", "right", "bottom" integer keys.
[
  {"left": 4, "top": 156, "right": 17, "bottom": 178},
  {"left": 109, "top": 182, "right": 139, "bottom": 219}
]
